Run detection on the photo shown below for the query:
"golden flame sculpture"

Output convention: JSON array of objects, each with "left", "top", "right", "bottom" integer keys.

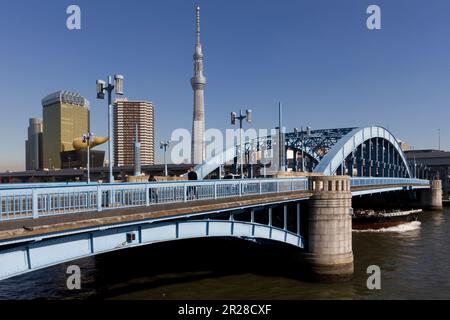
[{"left": 73, "top": 136, "right": 109, "bottom": 150}]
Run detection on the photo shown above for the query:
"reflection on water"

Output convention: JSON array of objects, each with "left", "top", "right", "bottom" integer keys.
[{"left": 0, "top": 209, "right": 449, "bottom": 300}]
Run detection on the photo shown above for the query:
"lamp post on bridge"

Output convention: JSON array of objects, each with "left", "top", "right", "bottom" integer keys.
[
  {"left": 231, "top": 109, "right": 252, "bottom": 178},
  {"left": 82, "top": 132, "right": 94, "bottom": 184},
  {"left": 160, "top": 141, "right": 170, "bottom": 177},
  {"left": 294, "top": 126, "right": 311, "bottom": 172},
  {"left": 96, "top": 74, "right": 124, "bottom": 184},
  {"left": 293, "top": 128, "right": 300, "bottom": 172}
]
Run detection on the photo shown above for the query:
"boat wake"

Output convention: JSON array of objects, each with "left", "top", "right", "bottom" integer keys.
[{"left": 353, "top": 221, "right": 422, "bottom": 233}]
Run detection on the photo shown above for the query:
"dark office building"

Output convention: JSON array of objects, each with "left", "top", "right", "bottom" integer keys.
[
  {"left": 60, "top": 150, "right": 105, "bottom": 169},
  {"left": 25, "top": 118, "right": 43, "bottom": 170},
  {"left": 405, "top": 149, "right": 450, "bottom": 199}
]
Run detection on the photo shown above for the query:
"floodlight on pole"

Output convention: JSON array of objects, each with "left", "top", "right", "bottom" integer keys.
[
  {"left": 96, "top": 74, "right": 124, "bottom": 183},
  {"left": 230, "top": 108, "right": 253, "bottom": 178},
  {"left": 114, "top": 75, "right": 124, "bottom": 95},
  {"left": 96, "top": 80, "right": 106, "bottom": 99},
  {"left": 160, "top": 141, "right": 170, "bottom": 177},
  {"left": 299, "top": 126, "right": 311, "bottom": 172},
  {"left": 83, "top": 132, "right": 94, "bottom": 183}
]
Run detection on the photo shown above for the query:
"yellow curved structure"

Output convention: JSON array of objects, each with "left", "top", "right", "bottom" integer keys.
[{"left": 73, "top": 136, "right": 109, "bottom": 150}]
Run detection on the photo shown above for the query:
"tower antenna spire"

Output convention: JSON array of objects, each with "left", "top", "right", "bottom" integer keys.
[
  {"left": 196, "top": 6, "right": 201, "bottom": 44},
  {"left": 191, "top": 5, "right": 206, "bottom": 165}
]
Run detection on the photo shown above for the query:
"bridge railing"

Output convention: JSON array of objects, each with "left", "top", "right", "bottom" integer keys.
[
  {"left": 350, "top": 177, "right": 430, "bottom": 187},
  {"left": 0, "top": 178, "right": 309, "bottom": 222}
]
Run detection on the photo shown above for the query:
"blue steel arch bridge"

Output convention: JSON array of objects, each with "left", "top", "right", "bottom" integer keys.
[
  {"left": 0, "top": 126, "right": 434, "bottom": 281},
  {"left": 195, "top": 126, "right": 417, "bottom": 179}
]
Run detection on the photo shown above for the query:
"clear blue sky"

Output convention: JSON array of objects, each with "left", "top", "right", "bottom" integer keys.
[{"left": 0, "top": 0, "right": 449, "bottom": 170}]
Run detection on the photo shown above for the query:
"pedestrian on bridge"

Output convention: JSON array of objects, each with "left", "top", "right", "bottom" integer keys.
[
  {"left": 188, "top": 167, "right": 198, "bottom": 181},
  {"left": 187, "top": 166, "right": 198, "bottom": 200},
  {"left": 148, "top": 175, "right": 159, "bottom": 203}
]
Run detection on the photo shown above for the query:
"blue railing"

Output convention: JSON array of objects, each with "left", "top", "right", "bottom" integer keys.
[
  {"left": 350, "top": 177, "right": 430, "bottom": 187},
  {"left": 0, "top": 178, "right": 309, "bottom": 222},
  {"left": 0, "top": 177, "right": 430, "bottom": 222}
]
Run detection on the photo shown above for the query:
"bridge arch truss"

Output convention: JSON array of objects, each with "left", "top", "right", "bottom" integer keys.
[
  {"left": 313, "top": 126, "right": 412, "bottom": 178},
  {"left": 195, "top": 126, "right": 411, "bottom": 179}
]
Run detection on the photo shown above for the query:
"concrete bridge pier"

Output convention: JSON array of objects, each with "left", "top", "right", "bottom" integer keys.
[
  {"left": 420, "top": 180, "right": 443, "bottom": 210},
  {"left": 304, "top": 175, "right": 354, "bottom": 281}
]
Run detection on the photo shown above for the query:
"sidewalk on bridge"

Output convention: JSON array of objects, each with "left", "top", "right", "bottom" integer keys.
[{"left": 0, "top": 191, "right": 312, "bottom": 243}]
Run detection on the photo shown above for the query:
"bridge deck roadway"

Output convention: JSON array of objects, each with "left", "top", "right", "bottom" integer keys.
[
  {"left": 0, "top": 183, "right": 427, "bottom": 244},
  {"left": 0, "top": 191, "right": 312, "bottom": 243}
]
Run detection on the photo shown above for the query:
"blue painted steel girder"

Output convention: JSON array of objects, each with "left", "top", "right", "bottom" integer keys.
[
  {"left": 0, "top": 218, "right": 305, "bottom": 281},
  {"left": 314, "top": 126, "right": 412, "bottom": 178},
  {"left": 194, "top": 126, "right": 410, "bottom": 179}
]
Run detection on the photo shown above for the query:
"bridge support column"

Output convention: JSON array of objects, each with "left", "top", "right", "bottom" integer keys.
[
  {"left": 420, "top": 180, "right": 443, "bottom": 210},
  {"left": 304, "top": 176, "right": 353, "bottom": 281}
]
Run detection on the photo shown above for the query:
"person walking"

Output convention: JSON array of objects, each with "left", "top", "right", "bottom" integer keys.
[
  {"left": 187, "top": 166, "right": 198, "bottom": 200},
  {"left": 148, "top": 175, "right": 159, "bottom": 203},
  {"left": 188, "top": 166, "right": 198, "bottom": 181}
]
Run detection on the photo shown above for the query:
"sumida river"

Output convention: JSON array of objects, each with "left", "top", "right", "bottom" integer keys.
[{"left": 0, "top": 208, "right": 449, "bottom": 300}]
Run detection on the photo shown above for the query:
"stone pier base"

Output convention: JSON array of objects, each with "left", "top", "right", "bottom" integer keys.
[
  {"left": 303, "top": 252, "right": 354, "bottom": 282},
  {"left": 305, "top": 176, "right": 354, "bottom": 281},
  {"left": 420, "top": 180, "right": 443, "bottom": 210}
]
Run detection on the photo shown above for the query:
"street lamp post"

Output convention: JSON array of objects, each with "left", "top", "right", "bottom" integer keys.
[
  {"left": 160, "top": 141, "right": 170, "bottom": 177},
  {"left": 96, "top": 74, "right": 124, "bottom": 183},
  {"left": 293, "top": 128, "right": 300, "bottom": 172},
  {"left": 301, "top": 127, "right": 305, "bottom": 172},
  {"left": 83, "top": 132, "right": 94, "bottom": 183},
  {"left": 231, "top": 109, "right": 252, "bottom": 178},
  {"left": 278, "top": 103, "right": 284, "bottom": 172},
  {"left": 294, "top": 126, "right": 311, "bottom": 172}
]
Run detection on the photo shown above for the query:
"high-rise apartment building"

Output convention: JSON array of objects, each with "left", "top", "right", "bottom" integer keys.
[
  {"left": 42, "top": 91, "right": 90, "bottom": 169},
  {"left": 114, "top": 99, "right": 155, "bottom": 167},
  {"left": 25, "top": 118, "right": 43, "bottom": 170}
]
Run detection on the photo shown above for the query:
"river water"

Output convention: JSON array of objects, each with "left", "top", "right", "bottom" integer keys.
[{"left": 0, "top": 208, "right": 449, "bottom": 300}]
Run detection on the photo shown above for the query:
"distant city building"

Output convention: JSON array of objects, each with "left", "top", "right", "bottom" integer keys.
[
  {"left": 114, "top": 99, "right": 155, "bottom": 167},
  {"left": 42, "top": 91, "right": 90, "bottom": 169},
  {"left": 405, "top": 149, "right": 450, "bottom": 198},
  {"left": 25, "top": 118, "right": 43, "bottom": 170},
  {"left": 398, "top": 140, "right": 411, "bottom": 151},
  {"left": 60, "top": 149, "right": 105, "bottom": 170}
]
